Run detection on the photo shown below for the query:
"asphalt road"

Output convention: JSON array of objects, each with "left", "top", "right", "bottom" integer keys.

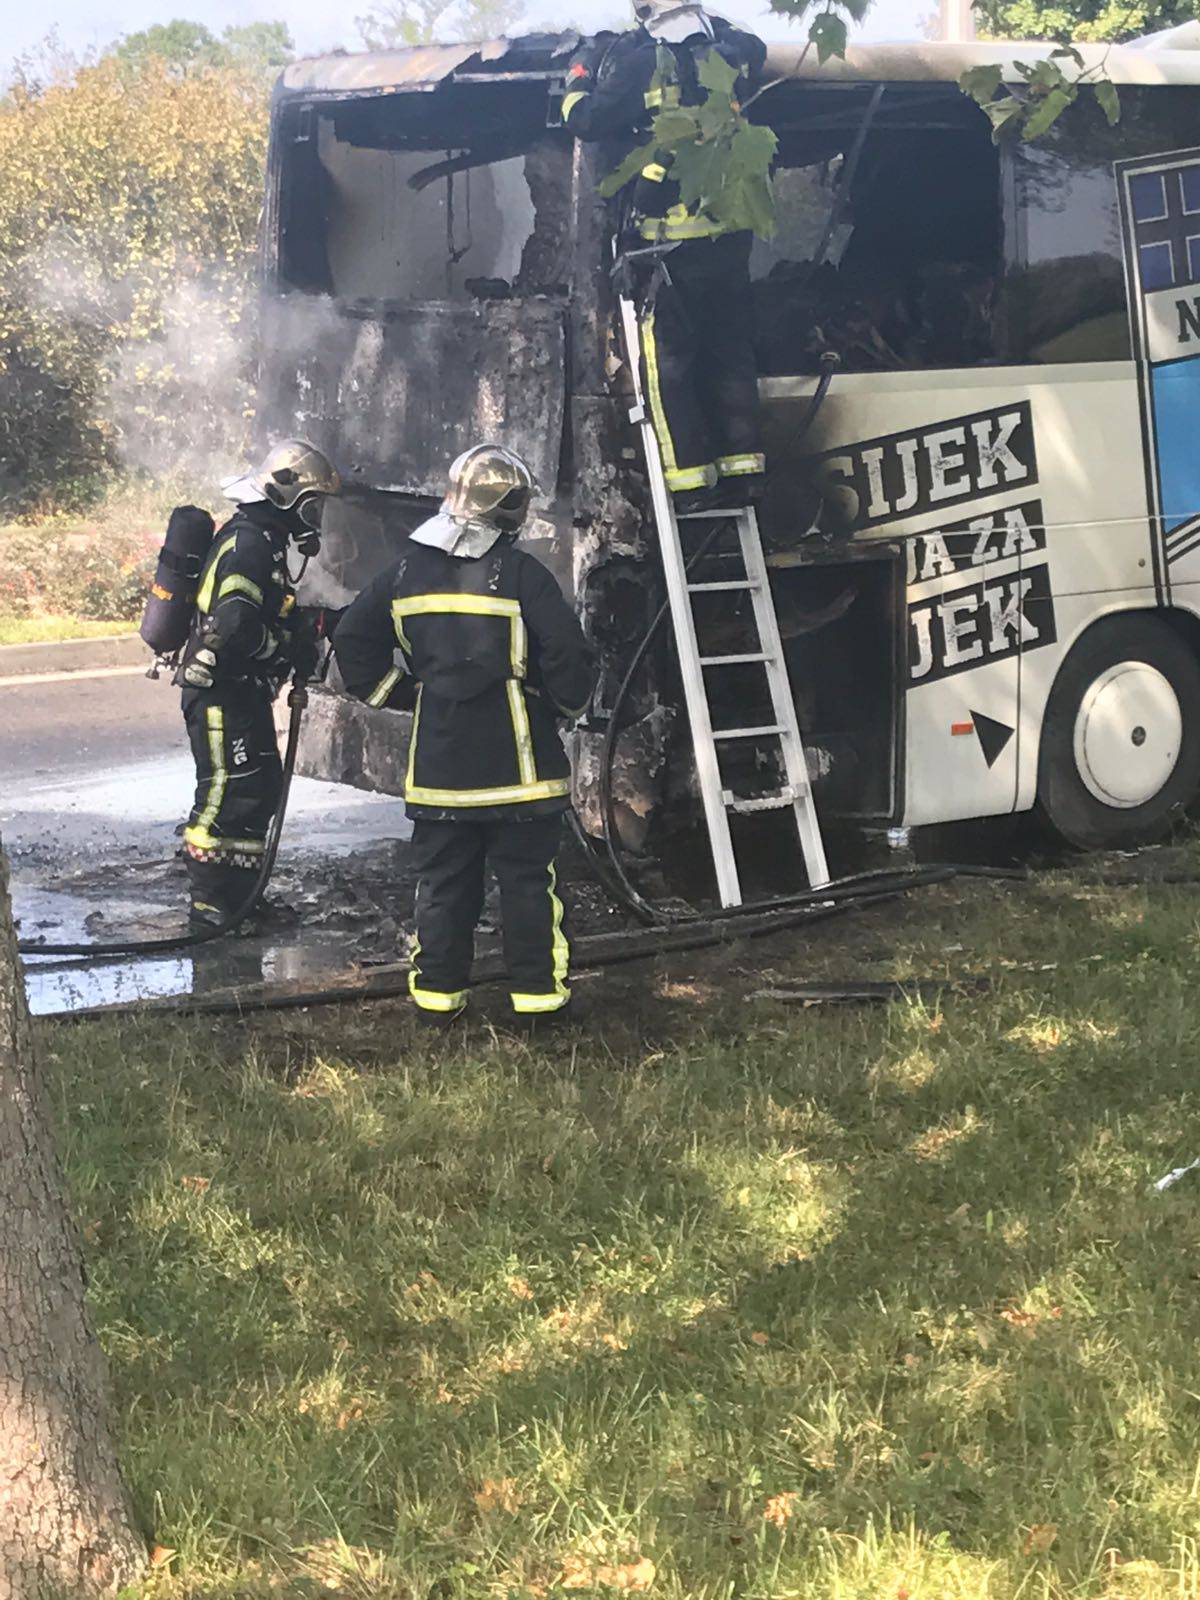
[
  {"left": 1, "top": 665, "right": 409, "bottom": 863},
  {"left": 0, "top": 667, "right": 177, "bottom": 780}
]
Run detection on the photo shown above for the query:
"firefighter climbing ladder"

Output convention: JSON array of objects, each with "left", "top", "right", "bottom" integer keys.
[{"left": 616, "top": 294, "right": 830, "bottom": 908}]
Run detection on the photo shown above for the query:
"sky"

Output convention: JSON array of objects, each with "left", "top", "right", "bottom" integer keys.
[{"left": 7, "top": 0, "right": 928, "bottom": 70}]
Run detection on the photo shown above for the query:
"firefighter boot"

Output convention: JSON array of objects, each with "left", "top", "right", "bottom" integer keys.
[{"left": 186, "top": 858, "right": 273, "bottom": 932}]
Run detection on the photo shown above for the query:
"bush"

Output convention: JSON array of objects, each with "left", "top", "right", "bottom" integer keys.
[
  {"left": 0, "top": 55, "right": 268, "bottom": 517},
  {"left": 0, "top": 521, "right": 160, "bottom": 621}
]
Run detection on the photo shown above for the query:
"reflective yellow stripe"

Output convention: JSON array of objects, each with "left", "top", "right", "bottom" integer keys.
[
  {"left": 405, "top": 779, "right": 570, "bottom": 808},
  {"left": 642, "top": 162, "right": 668, "bottom": 182},
  {"left": 406, "top": 683, "right": 423, "bottom": 793},
  {"left": 183, "top": 827, "right": 266, "bottom": 854},
  {"left": 639, "top": 213, "right": 726, "bottom": 242},
  {"left": 391, "top": 594, "right": 526, "bottom": 678},
  {"left": 561, "top": 88, "right": 589, "bottom": 121},
  {"left": 549, "top": 862, "right": 570, "bottom": 999},
  {"left": 367, "top": 666, "right": 402, "bottom": 708},
  {"left": 644, "top": 317, "right": 718, "bottom": 491},
  {"left": 511, "top": 992, "right": 571, "bottom": 1014},
  {"left": 507, "top": 679, "right": 537, "bottom": 786},
  {"left": 196, "top": 535, "right": 238, "bottom": 614},
  {"left": 409, "top": 979, "right": 466, "bottom": 1013},
  {"left": 665, "top": 464, "right": 717, "bottom": 492},
  {"left": 196, "top": 707, "right": 227, "bottom": 839},
  {"left": 407, "top": 931, "right": 466, "bottom": 1012},
  {"left": 716, "top": 453, "right": 766, "bottom": 476},
  {"left": 393, "top": 594, "right": 520, "bottom": 620},
  {"left": 642, "top": 310, "right": 677, "bottom": 477},
  {"left": 216, "top": 574, "right": 263, "bottom": 605},
  {"left": 644, "top": 84, "right": 680, "bottom": 109}
]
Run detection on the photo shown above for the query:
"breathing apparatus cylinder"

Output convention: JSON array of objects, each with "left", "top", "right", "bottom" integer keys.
[{"left": 140, "top": 505, "right": 216, "bottom": 657}]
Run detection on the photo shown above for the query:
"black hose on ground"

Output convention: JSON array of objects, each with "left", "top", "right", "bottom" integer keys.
[
  {"left": 53, "top": 882, "right": 925, "bottom": 1021},
  {"left": 17, "top": 678, "right": 309, "bottom": 960}
]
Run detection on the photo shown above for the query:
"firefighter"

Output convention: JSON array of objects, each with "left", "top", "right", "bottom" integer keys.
[
  {"left": 332, "top": 445, "right": 595, "bottom": 1025},
  {"left": 563, "top": 1, "right": 768, "bottom": 511},
  {"left": 179, "top": 439, "right": 341, "bottom": 928}
]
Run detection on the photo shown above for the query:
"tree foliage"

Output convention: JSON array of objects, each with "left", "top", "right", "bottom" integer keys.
[
  {"left": 356, "top": 0, "right": 527, "bottom": 49},
  {"left": 0, "top": 54, "right": 270, "bottom": 514},
  {"left": 973, "top": 0, "right": 1194, "bottom": 41},
  {"left": 110, "top": 18, "right": 294, "bottom": 84}
]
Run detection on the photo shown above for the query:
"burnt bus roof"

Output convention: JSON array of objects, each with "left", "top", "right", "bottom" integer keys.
[{"left": 274, "top": 22, "right": 1200, "bottom": 104}]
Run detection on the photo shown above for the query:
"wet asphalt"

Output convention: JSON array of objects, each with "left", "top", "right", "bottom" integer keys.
[{"left": 2, "top": 668, "right": 414, "bottom": 1016}]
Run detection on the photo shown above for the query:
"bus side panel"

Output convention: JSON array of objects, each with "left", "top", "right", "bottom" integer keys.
[
  {"left": 1013, "top": 362, "right": 1155, "bottom": 813},
  {"left": 764, "top": 362, "right": 1156, "bottom": 827}
]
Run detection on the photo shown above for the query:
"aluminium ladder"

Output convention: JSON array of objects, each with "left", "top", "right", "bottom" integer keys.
[{"left": 616, "top": 294, "right": 830, "bottom": 908}]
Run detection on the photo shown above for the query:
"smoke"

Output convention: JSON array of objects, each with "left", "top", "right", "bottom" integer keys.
[
  {"left": 15, "top": 227, "right": 259, "bottom": 494},
  {"left": 103, "top": 272, "right": 257, "bottom": 488}
]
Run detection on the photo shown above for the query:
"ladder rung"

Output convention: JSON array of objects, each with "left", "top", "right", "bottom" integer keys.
[
  {"left": 723, "top": 787, "right": 801, "bottom": 813},
  {"left": 699, "top": 652, "right": 770, "bottom": 666},
  {"left": 678, "top": 508, "right": 750, "bottom": 520},
  {"left": 688, "top": 579, "right": 756, "bottom": 593},
  {"left": 712, "top": 724, "right": 786, "bottom": 740}
]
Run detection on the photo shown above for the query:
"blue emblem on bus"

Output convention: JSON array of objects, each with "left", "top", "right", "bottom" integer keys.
[{"left": 1118, "top": 148, "right": 1200, "bottom": 588}]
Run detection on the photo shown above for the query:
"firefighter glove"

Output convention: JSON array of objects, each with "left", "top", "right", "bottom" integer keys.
[
  {"left": 183, "top": 647, "right": 218, "bottom": 688},
  {"left": 283, "top": 616, "right": 320, "bottom": 682}
]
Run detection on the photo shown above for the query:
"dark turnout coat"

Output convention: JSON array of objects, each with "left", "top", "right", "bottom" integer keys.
[
  {"left": 332, "top": 536, "right": 596, "bottom": 822},
  {"left": 562, "top": 19, "right": 766, "bottom": 239}
]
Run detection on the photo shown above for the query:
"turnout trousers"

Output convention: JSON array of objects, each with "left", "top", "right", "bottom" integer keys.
[
  {"left": 408, "top": 815, "right": 570, "bottom": 1016},
  {"left": 182, "top": 684, "right": 283, "bottom": 912},
  {"left": 638, "top": 230, "right": 765, "bottom": 495}
]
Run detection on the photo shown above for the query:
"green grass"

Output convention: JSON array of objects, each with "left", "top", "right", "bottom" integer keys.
[
  {"left": 38, "top": 868, "right": 1200, "bottom": 1599},
  {"left": 0, "top": 615, "right": 135, "bottom": 646}
]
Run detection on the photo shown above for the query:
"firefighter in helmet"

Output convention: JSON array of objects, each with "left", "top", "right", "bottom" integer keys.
[
  {"left": 332, "top": 445, "right": 596, "bottom": 1025},
  {"left": 563, "top": 0, "right": 768, "bottom": 512},
  {"left": 179, "top": 439, "right": 340, "bottom": 928}
]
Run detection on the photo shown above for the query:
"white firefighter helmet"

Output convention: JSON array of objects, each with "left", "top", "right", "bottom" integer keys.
[
  {"left": 222, "top": 439, "right": 342, "bottom": 530},
  {"left": 634, "top": 0, "right": 716, "bottom": 39},
  {"left": 410, "top": 445, "right": 537, "bottom": 559}
]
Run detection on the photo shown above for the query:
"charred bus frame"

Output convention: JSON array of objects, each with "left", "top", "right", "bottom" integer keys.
[{"left": 260, "top": 29, "right": 1200, "bottom": 883}]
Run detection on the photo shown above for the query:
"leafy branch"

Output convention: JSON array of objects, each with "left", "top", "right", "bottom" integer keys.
[
  {"left": 959, "top": 44, "right": 1120, "bottom": 141},
  {"left": 764, "top": 0, "right": 1119, "bottom": 146},
  {"left": 766, "top": 0, "right": 873, "bottom": 66},
  {"left": 598, "top": 49, "right": 779, "bottom": 239}
]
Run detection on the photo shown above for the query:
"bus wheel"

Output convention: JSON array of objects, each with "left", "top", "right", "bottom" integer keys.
[{"left": 1037, "top": 615, "right": 1200, "bottom": 850}]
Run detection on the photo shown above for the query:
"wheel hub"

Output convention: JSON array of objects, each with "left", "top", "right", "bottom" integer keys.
[{"left": 1073, "top": 660, "right": 1182, "bottom": 809}]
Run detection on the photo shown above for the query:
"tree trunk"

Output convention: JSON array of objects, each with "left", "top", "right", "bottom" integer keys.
[{"left": 0, "top": 848, "right": 146, "bottom": 1598}]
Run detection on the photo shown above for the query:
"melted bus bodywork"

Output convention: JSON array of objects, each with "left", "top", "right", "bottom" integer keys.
[{"left": 261, "top": 29, "right": 1200, "bottom": 877}]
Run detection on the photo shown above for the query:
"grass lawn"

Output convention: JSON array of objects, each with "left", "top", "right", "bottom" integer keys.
[
  {"left": 0, "top": 614, "right": 135, "bottom": 646},
  {"left": 40, "top": 865, "right": 1200, "bottom": 1599}
]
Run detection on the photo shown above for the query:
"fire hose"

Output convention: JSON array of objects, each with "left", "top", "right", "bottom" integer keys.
[{"left": 16, "top": 676, "right": 310, "bottom": 960}]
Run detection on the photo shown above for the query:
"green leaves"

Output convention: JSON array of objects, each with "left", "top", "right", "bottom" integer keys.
[
  {"left": 1095, "top": 77, "right": 1121, "bottom": 124},
  {"left": 598, "top": 140, "right": 662, "bottom": 199},
  {"left": 808, "top": 11, "right": 848, "bottom": 63},
  {"left": 599, "top": 47, "right": 779, "bottom": 239},
  {"left": 768, "top": 0, "right": 868, "bottom": 23},
  {"left": 696, "top": 48, "right": 738, "bottom": 99},
  {"left": 957, "top": 47, "right": 1121, "bottom": 144},
  {"left": 1021, "top": 83, "right": 1074, "bottom": 139},
  {"left": 960, "top": 63, "right": 1004, "bottom": 104}
]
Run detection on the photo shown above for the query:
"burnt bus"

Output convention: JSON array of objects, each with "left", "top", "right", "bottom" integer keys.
[{"left": 262, "top": 27, "right": 1200, "bottom": 874}]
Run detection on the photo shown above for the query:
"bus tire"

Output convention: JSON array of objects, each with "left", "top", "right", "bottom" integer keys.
[{"left": 1036, "top": 613, "right": 1200, "bottom": 850}]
